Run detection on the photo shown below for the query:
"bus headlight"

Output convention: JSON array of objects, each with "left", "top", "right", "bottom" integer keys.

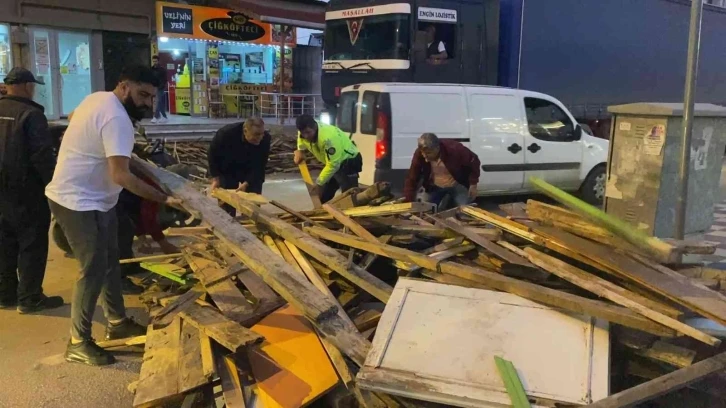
[{"left": 319, "top": 112, "right": 332, "bottom": 125}]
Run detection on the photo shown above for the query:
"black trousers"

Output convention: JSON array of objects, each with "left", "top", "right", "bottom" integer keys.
[
  {"left": 0, "top": 199, "right": 51, "bottom": 305},
  {"left": 321, "top": 154, "right": 362, "bottom": 204},
  {"left": 49, "top": 200, "right": 126, "bottom": 340}
]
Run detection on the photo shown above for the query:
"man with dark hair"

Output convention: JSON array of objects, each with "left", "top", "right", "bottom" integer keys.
[
  {"left": 293, "top": 114, "right": 362, "bottom": 203},
  {"left": 404, "top": 133, "right": 480, "bottom": 209},
  {"left": 0, "top": 67, "right": 64, "bottom": 313},
  {"left": 208, "top": 117, "right": 271, "bottom": 216},
  {"left": 150, "top": 55, "right": 168, "bottom": 124},
  {"left": 45, "top": 65, "right": 182, "bottom": 366}
]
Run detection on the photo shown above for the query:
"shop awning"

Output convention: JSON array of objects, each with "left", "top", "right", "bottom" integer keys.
[{"left": 213, "top": 0, "right": 326, "bottom": 30}]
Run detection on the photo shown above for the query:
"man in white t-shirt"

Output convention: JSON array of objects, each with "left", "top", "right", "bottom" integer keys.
[
  {"left": 46, "top": 65, "right": 182, "bottom": 366},
  {"left": 425, "top": 25, "right": 448, "bottom": 62}
]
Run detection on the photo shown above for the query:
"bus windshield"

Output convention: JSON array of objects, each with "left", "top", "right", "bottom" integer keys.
[{"left": 324, "top": 14, "right": 410, "bottom": 61}]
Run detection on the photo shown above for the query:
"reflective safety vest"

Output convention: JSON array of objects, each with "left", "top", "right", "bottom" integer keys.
[{"left": 297, "top": 122, "right": 360, "bottom": 185}]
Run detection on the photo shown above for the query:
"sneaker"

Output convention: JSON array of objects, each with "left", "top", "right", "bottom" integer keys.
[
  {"left": 105, "top": 317, "right": 146, "bottom": 341},
  {"left": 159, "top": 117, "right": 168, "bottom": 123},
  {"left": 17, "top": 295, "right": 65, "bottom": 314},
  {"left": 150, "top": 118, "right": 158, "bottom": 124},
  {"left": 121, "top": 277, "right": 144, "bottom": 295},
  {"left": 0, "top": 299, "right": 17, "bottom": 309},
  {"left": 65, "top": 339, "right": 115, "bottom": 366}
]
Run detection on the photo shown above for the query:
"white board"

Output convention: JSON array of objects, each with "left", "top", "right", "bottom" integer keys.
[{"left": 357, "top": 278, "right": 609, "bottom": 407}]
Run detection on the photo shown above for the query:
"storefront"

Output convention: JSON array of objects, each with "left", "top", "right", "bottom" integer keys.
[
  {"left": 26, "top": 28, "right": 97, "bottom": 119},
  {"left": 155, "top": 1, "right": 296, "bottom": 118},
  {"left": 0, "top": 24, "right": 13, "bottom": 95}
]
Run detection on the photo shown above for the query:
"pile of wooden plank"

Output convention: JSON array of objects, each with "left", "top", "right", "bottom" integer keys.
[
  {"left": 163, "top": 134, "right": 324, "bottom": 178},
  {"left": 124, "top": 159, "right": 726, "bottom": 408}
]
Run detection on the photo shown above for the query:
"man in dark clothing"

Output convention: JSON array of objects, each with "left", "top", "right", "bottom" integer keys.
[
  {"left": 151, "top": 55, "right": 168, "bottom": 123},
  {"left": 208, "top": 117, "right": 271, "bottom": 216},
  {"left": 0, "top": 67, "right": 64, "bottom": 313},
  {"left": 403, "top": 133, "right": 480, "bottom": 209}
]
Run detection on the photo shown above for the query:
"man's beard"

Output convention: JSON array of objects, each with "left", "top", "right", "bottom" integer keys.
[{"left": 122, "top": 95, "right": 148, "bottom": 122}]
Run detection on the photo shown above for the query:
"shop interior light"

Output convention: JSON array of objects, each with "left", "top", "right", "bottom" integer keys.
[
  {"left": 159, "top": 37, "right": 169, "bottom": 43},
  {"left": 173, "top": 49, "right": 180, "bottom": 56}
]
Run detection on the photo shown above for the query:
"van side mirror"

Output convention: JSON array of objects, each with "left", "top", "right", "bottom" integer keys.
[{"left": 572, "top": 124, "right": 583, "bottom": 141}]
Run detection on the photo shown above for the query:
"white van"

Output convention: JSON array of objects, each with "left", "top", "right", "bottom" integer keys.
[{"left": 336, "top": 83, "right": 609, "bottom": 204}]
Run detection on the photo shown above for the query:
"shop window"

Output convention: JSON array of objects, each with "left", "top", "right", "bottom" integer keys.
[
  {"left": 416, "top": 22, "right": 456, "bottom": 64},
  {"left": 360, "top": 91, "right": 379, "bottom": 135},
  {"left": 0, "top": 25, "right": 11, "bottom": 79},
  {"left": 524, "top": 97, "right": 576, "bottom": 142},
  {"left": 337, "top": 91, "right": 358, "bottom": 132}
]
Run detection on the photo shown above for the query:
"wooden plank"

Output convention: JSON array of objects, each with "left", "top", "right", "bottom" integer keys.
[
  {"left": 179, "top": 321, "right": 209, "bottom": 393},
  {"left": 215, "top": 189, "right": 392, "bottom": 303},
  {"left": 152, "top": 289, "right": 204, "bottom": 329},
  {"left": 586, "top": 351, "right": 726, "bottom": 408},
  {"left": 529, "top": 176, "right": 677, "bottom": 263},
  {"left": 214, "top": 347, "right": 247, "bottom": 408},
  {"left": 270, "top": 199, "right": 317, "bottom": 225},
  {"left": 159, "top": 298, "right": 264, "bottom": 353},
  {"left": 524, "top": 248, "right": 720, "bottom": 346},
  {"left": 305, "top": 226, "right": 675, "bottom": 337},
  {"left": 299, "top": 161, "right": 323, "bottom": 209},
  {"left": 97, "top": 335, "right": 146, "bottom": 349},
  {"left": 133, "top": 318, "right": 181, "bottom": 408},
  {"left": 120, "top": 252, "right": 184, "bottom": 264},
  {"left": 323, "top": 203, "right": 379, "bottom": 243},
  {"left": 619, "top": 338, "right": 697, "bottom": 369},
  {"left": 183, "top": 250, "right": 262, "bottom": 325},
  {"left": 308, "top": 202, "right": 434, "bottom": 220},
  {"left": 249, "top": 305, "right": 339, "bottom": 408},
  {"left": 460, "top": 206, "right": 544, "bottom": 244},
  {"left": 431, "top": 216, "right": 535, "bottom": 268},
  {"left": 533, "top": 225, "right": 726, "bottom": 327},
  {"left": 135, "top": 159, "right": 376, "bottom": 367},
  {"left": 199, "top": 332, "right": 215, "bottom": 379}
]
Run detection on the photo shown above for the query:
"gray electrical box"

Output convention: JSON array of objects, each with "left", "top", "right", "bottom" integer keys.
[{"left": 605, "top": 103, "right": 726, "bottom": 238}]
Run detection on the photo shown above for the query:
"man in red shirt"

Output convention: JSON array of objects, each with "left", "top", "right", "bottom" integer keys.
[{"left": 403, "top": 133, "right": 480, "bottom": 209}]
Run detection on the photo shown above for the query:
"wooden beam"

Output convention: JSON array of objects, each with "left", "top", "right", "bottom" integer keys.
[
  {"left": 524, "top": 248, "right": 720, "bottom": 346},
  {"left": 152, "top": 289, "right": 204, "bottom": 329},
  {"left": 306, "top": 202, "right": 434, "bottom": 220},
  {"left": 183, "top": 251, "right": 265, "bottom": 326},
  {"left": 305, "top": 226, "right": 675, "bottom": 337},
  {"left": 586, "top": 352, "right": 726, "bottom": 408},
  {"left": 198, "top": 332, "right": 215, "bottom": 380},
  {"left": 214, "top": 189, "right": 392, "bottom": 303},
  {"left": 529, "top": 176, "right": 677, "bottom": 263},
  {"left": 133, "top": 318, "right": 182, "bottom": 408},
  {"left": 299, "top": 161, "right": 323, "bottom": 209},
  {"left": 461, "top": 206, "right": 544, "bottom": 244},
  {"left": 323, "top": 203, "right": 379, "bottom": 243},
  {"left": 159, "top": 298, "right": 264, "bottom": 353},
  {"left": 133, "top": 158, "right": 338, "bottom": 325},
  {"left": 179, "top": 321, "right": 210, "bottom": 393},
  {"left": 120, "top": 252, "right": 183, "bottom": 264},
  {"left": 97, "top": 335, "right": 146, "bottom": 349},
  {"left": 431, "top": 216, "right": 535, "bottom": 268},
  {"left": 214, "top": 348, "right": 247, "bottom": 408},
  {"left": 270, "top": 199, "right": 317, "bottom": 225}
]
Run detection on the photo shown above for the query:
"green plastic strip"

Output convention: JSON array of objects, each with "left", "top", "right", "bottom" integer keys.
[
  {"left": 494, "top": 356, "right": 532, "bottom": 408},
  {"left": 140, "top": 262, "right": 190, "bottom": 285}
]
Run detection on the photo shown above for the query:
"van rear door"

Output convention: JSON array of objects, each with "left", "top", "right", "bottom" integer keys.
[{"left": 467, "top": 89, "right": 525, "bottom": 192}]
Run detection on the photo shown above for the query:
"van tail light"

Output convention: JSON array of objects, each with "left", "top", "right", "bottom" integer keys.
[{"left": 375, "top": 111, "right": 390, "bottom": 161}]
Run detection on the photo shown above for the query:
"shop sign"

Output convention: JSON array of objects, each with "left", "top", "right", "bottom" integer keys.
[
  {"left": 201, "top": 12, "right": 265, "bottom": 42},
  {"left": 220, "top": 83, "right": 273, "bottom": 94},
  {"left": 417, "top": 7, "right": 457, "bottom": 23},
  {"left": 155, "top": 1, "right": 295, "bottom": 45}
]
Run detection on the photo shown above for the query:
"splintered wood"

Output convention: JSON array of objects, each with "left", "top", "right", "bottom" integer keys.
[{"left": 129, "top": 159, "right": 726, "bottom": 407}]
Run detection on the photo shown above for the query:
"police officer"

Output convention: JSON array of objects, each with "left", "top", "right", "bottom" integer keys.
[
  {"left": 293, "top": 114, "right": 362, "bottom": 203},
  {"left": 0, "top": 68, "right": 64, "bottom": 313}
]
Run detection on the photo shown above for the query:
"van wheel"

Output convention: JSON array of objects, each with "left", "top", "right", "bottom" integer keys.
[{"left": 580, "top": 165, "right": 606, "bottom": 206}]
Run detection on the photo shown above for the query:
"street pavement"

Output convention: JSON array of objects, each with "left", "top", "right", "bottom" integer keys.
[{"left": 1, "top": 161, "right": 725, "bottom": 407}]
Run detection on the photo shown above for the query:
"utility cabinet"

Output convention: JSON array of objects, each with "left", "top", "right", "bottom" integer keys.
[{"left": 605, "top": 103, "right": 726, "bottom": 237}]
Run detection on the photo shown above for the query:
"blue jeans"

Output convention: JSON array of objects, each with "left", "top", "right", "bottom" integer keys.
[
  {"left": 419, "top": 184, "right": 471, "bottom": 210},
  {"left": 154, "top": 88, "right": 167, "bottom": 119}
]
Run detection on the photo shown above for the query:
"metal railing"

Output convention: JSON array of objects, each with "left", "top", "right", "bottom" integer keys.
[{"left": 259, "top": 92, "right": 324, "bottom": 119}]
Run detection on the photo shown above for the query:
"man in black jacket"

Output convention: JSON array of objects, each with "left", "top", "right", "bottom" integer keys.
[
  {"left": 208, "top": 117, "right": 271, "bottom": 216},
  {"left": 0, "top": 68, "right": 64, "bottom": 313},
  {"left": 150, "top": 55, "right": 168, "bottom": 123}
]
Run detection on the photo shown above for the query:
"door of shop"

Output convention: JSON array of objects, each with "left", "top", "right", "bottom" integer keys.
[{"left": 29, "top": 28, "right": 94, "bottom": 119}]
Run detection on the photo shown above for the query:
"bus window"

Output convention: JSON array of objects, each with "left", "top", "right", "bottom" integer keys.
[{"left": 417, "top": 22, "right": 456, "bottom": 64}]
